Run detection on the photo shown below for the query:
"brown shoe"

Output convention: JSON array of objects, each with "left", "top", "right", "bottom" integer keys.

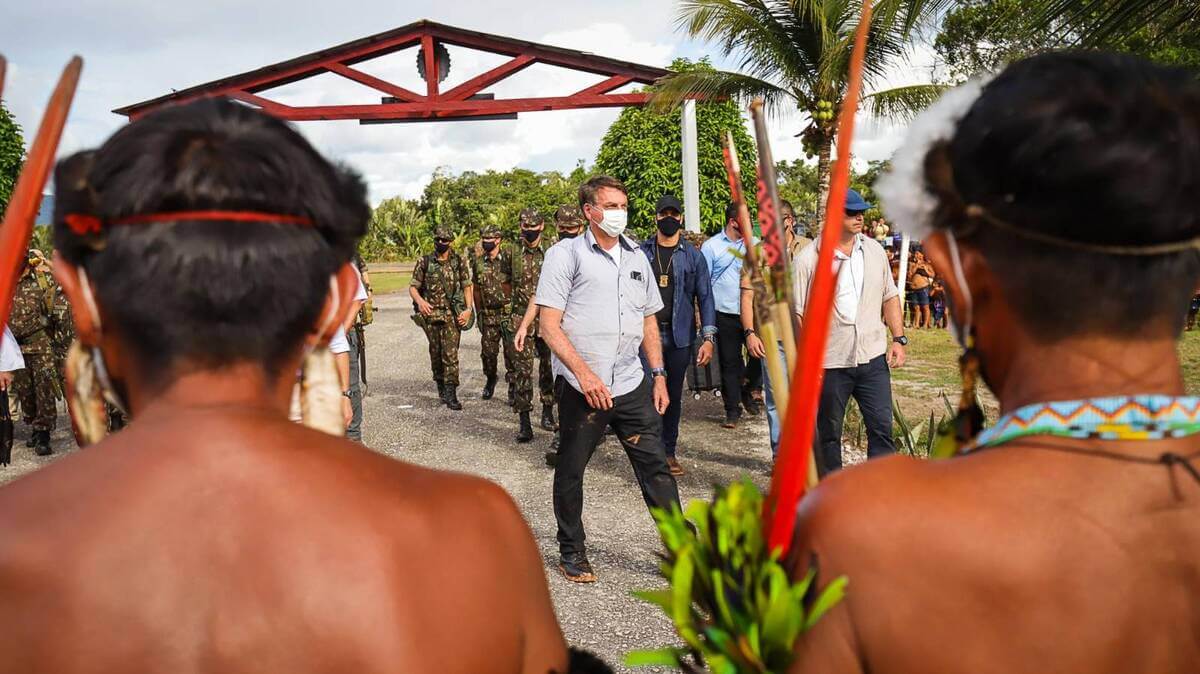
[
  {"left": 721, "top": 414, "right": 738, "bottom": 429},
  {"left": 667, "top": 457, "right": 684, "bottom": 476}
]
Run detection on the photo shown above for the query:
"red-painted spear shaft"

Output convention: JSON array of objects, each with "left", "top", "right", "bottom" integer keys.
[
  {"left": 765, "top": 0, "right": 873, "bottom": 556},
  {"left": 0, "top": 57, "right": 81, "bottom": 328}
]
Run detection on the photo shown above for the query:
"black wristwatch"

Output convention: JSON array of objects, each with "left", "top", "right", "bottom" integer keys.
[
  {"left": 893, "top": 335, "right": 908, "bottom": 346},
  {"left": 342, "top": 389, "right": 353, "bottom": 398},
  {"left": 743, "top": 328, "right": 756, "bottom": 340},
  {"left": 650, "top": 367, "right": 667, "bottom": 379}
]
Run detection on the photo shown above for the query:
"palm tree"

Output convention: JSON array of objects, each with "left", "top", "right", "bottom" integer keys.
[
  {"left": 654, "top": 0, "right": 950, "bottom": 202},
  {"left": 1034, "top": 0, "right": 1199, "bottom": 46}
]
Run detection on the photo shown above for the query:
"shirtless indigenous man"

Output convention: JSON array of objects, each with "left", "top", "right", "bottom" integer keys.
[
  {"left": 0, "top": 99, "right": 608, "bottom": 673},
  {"left": 789, "top": 52, "right": 1200, "bottom": 674}
]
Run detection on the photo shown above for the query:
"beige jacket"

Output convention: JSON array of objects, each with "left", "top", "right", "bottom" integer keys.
[{"left": 794, "top": 235, "right": 899, "bottom": 369}]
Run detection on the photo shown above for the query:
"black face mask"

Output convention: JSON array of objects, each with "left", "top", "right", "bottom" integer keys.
[
  {"left": 481, "top": 240, "right": 497, "bottom": 253},
  {"left": 435, "top": 241, "right": 451, "bottom": 254},
  {"left": 657, "top": 216, "right": 683, "bottom": 237},
  {"left": 559, "top": 229, "right": 580, "bottom": 239},
  {"left": 522, "top": 229, "right": 541, "bottom": 243}
]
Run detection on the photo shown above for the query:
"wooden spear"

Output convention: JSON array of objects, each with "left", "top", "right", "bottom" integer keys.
[
  {"left": 0, "top": 57, "right": 82, "bottom": 327},
  {"left": 721, "top": 132, "right": 789, "bottom": 425},
  {"left": 764, "top": 0, "right": 874, "bottom": 556}
]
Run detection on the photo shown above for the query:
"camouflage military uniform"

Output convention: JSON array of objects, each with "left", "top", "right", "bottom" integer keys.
[
  {"left": 411, "top": 235, "right": 471, "bottom": 388},
  {"left": 503, "top": 211, "right": 555, "bottom": 415},
  {"left": 10, "top": 267, "right": 60, "bottom": 435},
  {"left": 471, "top": 226, "right": 513, "bottom": 389}
]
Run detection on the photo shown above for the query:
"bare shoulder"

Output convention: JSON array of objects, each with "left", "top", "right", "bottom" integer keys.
[{"left": 792, "top": 454, "right": 1011, "bottom": 571}]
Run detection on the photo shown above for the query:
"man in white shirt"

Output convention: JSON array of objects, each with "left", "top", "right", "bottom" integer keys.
[
  {"left": 2, "top": 324, "right": 24, "bottom": 462},
  {"left": 793, "top": 190, "right": 907, "bottom": 476},
  {"left": 327, "top": 267, "right": 368, "bottom": 432},
  {"left": 536, "top": 175, "right": 679, "bottom": 584}
]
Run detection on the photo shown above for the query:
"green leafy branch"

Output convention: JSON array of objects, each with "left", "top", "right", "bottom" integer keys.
[{"left": 627, "top": 479, "right": 847, "bottom": 673}]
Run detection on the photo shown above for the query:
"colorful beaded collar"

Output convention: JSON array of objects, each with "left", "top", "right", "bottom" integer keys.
[{"left": 966, "top": 395, "right": 1200, "bottom": 452}]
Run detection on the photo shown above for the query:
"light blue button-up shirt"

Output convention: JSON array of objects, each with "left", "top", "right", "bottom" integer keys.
[
  {"left": 536, "top": 229, "right": 665, "bottom": 397},
  {"left": 701, "top": 231, "right": 746, "bottom": 315}
]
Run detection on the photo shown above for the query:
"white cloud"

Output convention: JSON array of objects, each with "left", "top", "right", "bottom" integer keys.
[{"left": 3, "top": 1, "right": 939, "bottom": 205}]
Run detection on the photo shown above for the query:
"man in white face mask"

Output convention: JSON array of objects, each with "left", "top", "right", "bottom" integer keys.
[{"left": 535, "top": 175, "right": 680, "bottom": 584}]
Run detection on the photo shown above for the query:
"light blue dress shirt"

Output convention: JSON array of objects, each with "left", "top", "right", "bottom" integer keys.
[{"left": 700, "top": 231, "right": 746, "bottom": 315}]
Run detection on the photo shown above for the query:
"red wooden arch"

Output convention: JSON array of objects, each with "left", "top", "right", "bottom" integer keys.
[{"left": 114, "top": 20, "right": 674, "bottom": 123}]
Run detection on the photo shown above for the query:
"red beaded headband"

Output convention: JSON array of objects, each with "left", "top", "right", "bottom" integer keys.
[{"left": 63, "top": 210, "right": 314, "bottom": 236}]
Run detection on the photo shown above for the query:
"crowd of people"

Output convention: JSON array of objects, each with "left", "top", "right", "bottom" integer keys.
[{"left": 0, "top": 49, "right": 1197, "bottom": 674}]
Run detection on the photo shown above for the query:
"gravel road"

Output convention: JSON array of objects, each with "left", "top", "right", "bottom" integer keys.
[{"left": 1, "top": 291, "right": 780, "bottom": 671}]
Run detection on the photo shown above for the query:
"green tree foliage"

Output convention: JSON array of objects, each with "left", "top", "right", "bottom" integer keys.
[
  {"left": 778, "top": 157, "right": 888, "bottom": 235},
  {"left": 417, "top": 164, "right": 588, "bottom": 244},
  {"left": 0, "top": 101, "right": 24, "bottom": 215},
  {"left": 655, "top": 0, "right": 951, "bottom": 205},
  {"left": 595, "top": 59, "right": 757, "bottom": 238},
  {"left": 360, "top": 197, "right": 429, "bottom": 261},
  {"left": 935, "top": 0, "right": 1200, "bottom": 78}
]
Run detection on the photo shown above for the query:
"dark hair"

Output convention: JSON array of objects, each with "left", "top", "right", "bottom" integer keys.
[
  {"left": 724, "top": 202, "right": 739, "bottom": 225},
  {"left": 929, "top": 51, "right": 1200, "bottom": 339},
  {"left": 53, "top": 98, "right": 369, "bottom": 384},
  {"left": 578, "top": 175, "right": 627, "bottom": 211},
  {"left": 780, "top": 200, "right": 795, "bottom": 217}
]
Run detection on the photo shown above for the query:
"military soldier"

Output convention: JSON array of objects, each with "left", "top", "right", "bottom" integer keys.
[
  {"left": 409, "top": 227, "right": 474, "bottom": 411},
  {"left": 502, "top": 208, "right": 556, "bottom": 443},
  {"left": 553, "top": 205, "right": 586, "bottom": 241},
  {"left": 10, "top": 250, "right": 63, "bottom": 456},
  {"left": 471, "top": 224, "right": 513, "bottom": 401}
]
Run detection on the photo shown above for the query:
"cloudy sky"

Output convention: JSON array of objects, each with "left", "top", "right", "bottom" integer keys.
[{"left": 2, "top": 0, "right": 939, "bottom": 205}]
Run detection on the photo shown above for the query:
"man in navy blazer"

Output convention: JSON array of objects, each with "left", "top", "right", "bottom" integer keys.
[{"left": 640, "top": 194, "right": 716, "bottom": 476}]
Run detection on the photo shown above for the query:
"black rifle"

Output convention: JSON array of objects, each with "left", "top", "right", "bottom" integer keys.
[
  {"left": 1, "top": 389, "right": 12, "bottom": 466},
  {"left": 354, "top": 320, "right": 368, "bottom": 397}
]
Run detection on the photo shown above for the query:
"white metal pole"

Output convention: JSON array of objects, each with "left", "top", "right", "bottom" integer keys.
[
  {"left": 681, "top": 100, "right": 701, "bottom": 233},
  {"left": 897, "top": 233, "right": 912, "bottom": 317}
]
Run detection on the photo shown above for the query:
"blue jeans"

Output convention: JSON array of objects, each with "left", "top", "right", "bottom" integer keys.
[
  {"left": 762, "top": 341, "right": 790, "bottom": 459},
  {"left": 814, "top": 355, "right": 895, "bottom": 476}
]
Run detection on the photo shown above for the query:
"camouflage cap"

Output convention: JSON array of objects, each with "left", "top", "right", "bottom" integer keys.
[
  {"left": 518, "top": 208, "right": 544, "bottom": 227},
  {"left": 554, "top": 205, "right": 586, "bottom": 229},
  {"left": 433, "top": 226, "right": 454, "bottom": 240},
  {"left": 480, "top": 224, "right": 502, "bottom": 238},
  {"left": 27, "top": 248, "right": 47, "bottom": 262}
]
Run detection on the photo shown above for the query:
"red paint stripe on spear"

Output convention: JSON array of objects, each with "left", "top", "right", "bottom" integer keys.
[
  {"left": 0, "top": 57, "right": 81, "bottom": 328},
  {"left": 765, "top": 0, "right": 874, "bottom": 556}
]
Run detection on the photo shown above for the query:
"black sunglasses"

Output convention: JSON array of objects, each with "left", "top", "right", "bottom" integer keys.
[{"left": 845, "top": 209, "right": 866, "bottom": 217}]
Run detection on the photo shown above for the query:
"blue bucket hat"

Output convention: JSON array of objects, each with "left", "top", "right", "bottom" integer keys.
[{"left": 845, "top": 189, "right": 872, "bottom": 212}]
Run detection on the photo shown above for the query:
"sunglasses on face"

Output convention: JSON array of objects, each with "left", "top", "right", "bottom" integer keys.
[{"left": 845, "top": 210, "right": 865, "bottom": 218}]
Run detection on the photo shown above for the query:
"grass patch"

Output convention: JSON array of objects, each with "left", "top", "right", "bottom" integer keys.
[
  {"left": 370, "top": 271, "right": 412, "bottom": 296},
  {"left": 1179, "top": 330, "right": 1200, "bottom": 395},
  {"left": 886, "top": 328, "right": 1200, "bottom": 431}
]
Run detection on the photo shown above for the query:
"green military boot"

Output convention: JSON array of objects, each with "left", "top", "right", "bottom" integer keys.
[
  {"left": 437, "top": 382, "right": 447, "bottom": 404},
  {"left": 481, "top": 375, "right": 497, "bottom": 400}
]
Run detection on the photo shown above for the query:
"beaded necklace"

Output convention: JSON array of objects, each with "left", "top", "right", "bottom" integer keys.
[{"left": 968, "top": 395, "right": 1200, "bottom": 452}]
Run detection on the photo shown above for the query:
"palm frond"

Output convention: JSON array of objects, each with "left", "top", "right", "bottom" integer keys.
[
  {"left": 649, "top": 69, "right": 795, "bottom": 116},
  {"left": 676, "top": 0, "right": 818, "bottom": 87},
  {"left": 861, "top": 83, "right": 950, "bottom": 121},
  {"left": 1033, "top": 0, "right": 1200, "bottom": 46}
]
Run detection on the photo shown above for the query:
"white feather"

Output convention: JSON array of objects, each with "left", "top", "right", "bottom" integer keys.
[{"left": 875, "top": 75, "right": 994, "bottom": 239}]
